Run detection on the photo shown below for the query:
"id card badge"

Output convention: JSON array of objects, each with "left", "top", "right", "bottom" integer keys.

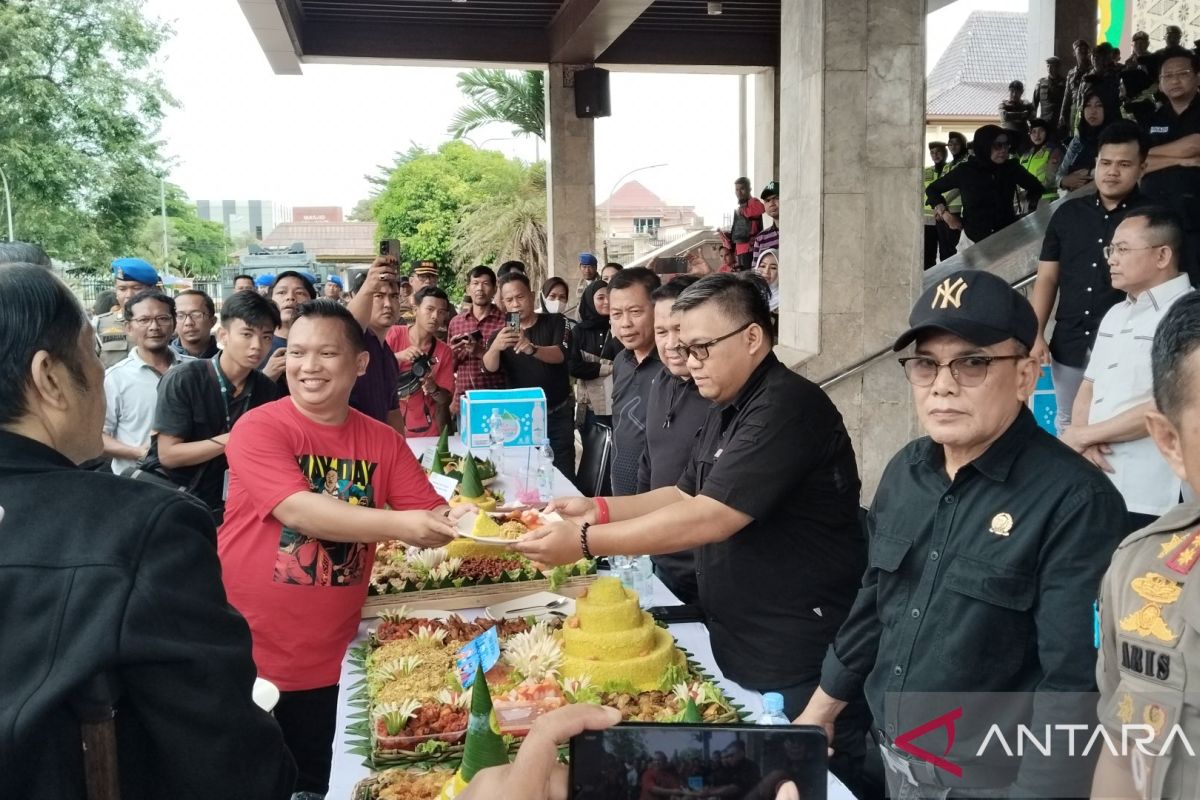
[{"left": 222, "top": 470, "right": 230, "bottom": 501}]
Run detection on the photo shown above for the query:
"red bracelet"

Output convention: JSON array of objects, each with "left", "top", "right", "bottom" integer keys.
[{"left": 594, "top": 497, "right": 610, "bottom": 525}]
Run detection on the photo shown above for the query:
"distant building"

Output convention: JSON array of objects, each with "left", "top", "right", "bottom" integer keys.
[
  {"left": 196, "top": 199, "right": 283, "bottom": 242},
  {"left": 597, "top": 181, "right": 704, "bottom": 264},
  {"left": 261, "top": 221, "right": 378, "bottom": 264},
  {"left": 926, "top": 11, "right": 1027, "bottom": 149},
  {"left": 292, "top": 206, "right": 344, "bottom": 223}
]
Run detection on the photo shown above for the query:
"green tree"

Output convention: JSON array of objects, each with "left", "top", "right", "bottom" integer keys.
[
  {"left": 448, "top": 69, "right": 545, "bottom": 141},
  {"left": 371, "top": 141, "right": 527, "bottom": 288},
  {"left": 133, "top": 183, "right": 231, "bottom": 278},
  {"left": 452, "top": 161, "right": 548, "bottom": 287},
  {"left": 0, "top": 0, "right": 173, "bottom": 269}
]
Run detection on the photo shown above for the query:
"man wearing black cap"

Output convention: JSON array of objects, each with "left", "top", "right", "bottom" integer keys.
[
  {"left": 411, "top": 260, "right": 439, "bottom": 292},
  {"left": 751, "top": 181, "right": 779, "bottom": 267},
  {"left": 798, "top": 270, "right": 1128, "bottom": 798},
  {"left": 1033, "top": 56, "right": 1066, "bottom": 125}
]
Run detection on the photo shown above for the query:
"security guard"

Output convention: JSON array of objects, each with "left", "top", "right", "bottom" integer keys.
[
  {"left": 799, "top": 270, "right": 1129, "bottom": 797},
  {"left": 95, "top": 257, "right": 160, "bottom": 369},
  {"left": 1095, "top": 291, "right": 1200, "bottom": 798},
  {"left": 1032, "top": 56, "right": 1066, "bottom": 125}
]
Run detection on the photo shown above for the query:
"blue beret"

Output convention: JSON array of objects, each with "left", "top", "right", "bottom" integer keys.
[
  {"left": 327, "top": 275, "right": 344, "bottom": 288},
  {"left": 111, "top": 257, "right": 159, "bottom": 286},
  {"left": 579, "top": 253, "right": 598, "bottom": 267},
  {"left": 254, "top": 273, "right": 275, "bottom": 287},
  {"left": 302, "top": 272, "right": 318, "bottom": 284}
]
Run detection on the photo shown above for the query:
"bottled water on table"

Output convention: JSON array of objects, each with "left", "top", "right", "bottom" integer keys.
[
  {"left": 611, "top": 555, "right": 654, "bottom": 608},
  {"left": 487, "top": 408, "right": 505, "bottom": 474},
  {"left": 535, "top": 440, "right": 555, "bottom": 502},
  {"left": 758, "top": 692, "right": 790, "bottom": 725}
]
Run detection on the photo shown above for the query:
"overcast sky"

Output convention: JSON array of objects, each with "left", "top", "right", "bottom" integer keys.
[{"left": 143, "top": 0, "right": 1025, "bottom": 229}]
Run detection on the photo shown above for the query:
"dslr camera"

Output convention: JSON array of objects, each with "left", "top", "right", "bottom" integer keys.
[{"left": 396, "top": 352, "right": 436, "bottom": 398}]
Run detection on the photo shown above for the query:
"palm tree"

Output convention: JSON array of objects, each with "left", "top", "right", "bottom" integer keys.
[
  {"left": 452, "top": 161, "right": 548, "bottom": 287},
  {"left": 448, "top": 69, "right": 545, "bottom": 142}
]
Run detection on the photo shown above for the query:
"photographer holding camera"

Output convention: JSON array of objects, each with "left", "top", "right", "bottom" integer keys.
[{"left": 387, "top": 285, "right": 455, "bottom": 436}]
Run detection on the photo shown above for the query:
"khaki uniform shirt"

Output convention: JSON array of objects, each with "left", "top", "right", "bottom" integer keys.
[
  {"left": 1098, "top": 502, "right": 1200, "bottom": 798},
  {"left": 94, "top": 311, "right": 132, "bottom": 369}
]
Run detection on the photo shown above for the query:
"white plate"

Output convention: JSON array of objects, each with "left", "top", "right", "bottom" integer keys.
[
  {"left": 455, "top": 509, "right": 561, "bottom": 545},
  {"left": 252, "top": 677, "right": 280, "bottom": 713},
  {"left": 485, "top": 591, "right": 575, "bottom": 620}
]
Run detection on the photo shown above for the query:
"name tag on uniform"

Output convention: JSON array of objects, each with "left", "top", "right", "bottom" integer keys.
[
  {"left": 714, "top": 448, "right": 723, "bottom": 459},
  {"left": 1150, "top": 126, "right": 1170, "bottom": 134}
]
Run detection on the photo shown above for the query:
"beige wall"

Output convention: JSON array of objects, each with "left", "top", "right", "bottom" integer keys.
[
  {"left": 546, "top": 64, "right": 597, "bottom": 280},
  {"left": 779, "top": 0, "right": 925, "bottom": 499}
]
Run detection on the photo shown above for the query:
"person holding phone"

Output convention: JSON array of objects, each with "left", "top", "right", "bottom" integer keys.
[
  {"left": 447, "top": 266, "right": 508, "bottom": 417},
  {"left": 484, "top": 271, "right": 576, "bottom": 483}
]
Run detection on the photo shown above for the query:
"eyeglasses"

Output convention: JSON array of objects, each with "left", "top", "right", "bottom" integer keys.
[
  {"left": 175, "top": 311, "right": 210, "bottom": 322},
  {"left": 1160, "top": 70, "right": 1195, "bottom": 82},
  {"left": 1103, "top": 243, "right": 1164, "bottom": 259},
  {"left": 992, "top": 140, "right": 1011, "bottom": 150},
  {"left": 671, "top": 321, "right": 752, "bottom": 363},
  {"left": 129, "top": 315, "right": 173, "bottom": 327},
  {"left": 898, "top": 355, "right": 1025, "bottom": 387}
]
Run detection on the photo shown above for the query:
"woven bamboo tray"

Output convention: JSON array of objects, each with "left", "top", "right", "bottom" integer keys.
[{"left": 361, "top": 572, "right": 598, "bottom": 618}]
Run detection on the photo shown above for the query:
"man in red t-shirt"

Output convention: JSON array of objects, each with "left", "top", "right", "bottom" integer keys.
[
  {"left": 219, "top": 298, "right": 463, "bottom": 795},
  {"left": 387, "top": 285, "right": 456, "bottom": 436}
]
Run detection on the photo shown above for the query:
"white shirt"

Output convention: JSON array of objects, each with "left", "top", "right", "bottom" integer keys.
[
  {"left": 1085, "top": 273, "right": 1193, "bottom": 515},
  {"left": 103, "top": 348, "right": 191, "bottom": 475}
]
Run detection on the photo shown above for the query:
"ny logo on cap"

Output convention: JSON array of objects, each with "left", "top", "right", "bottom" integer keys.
[{"left": 932, "top": 277, "right": 968, "bottom": 310}]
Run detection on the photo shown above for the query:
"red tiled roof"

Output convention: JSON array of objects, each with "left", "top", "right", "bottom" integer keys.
[{"left": 262, "top": 221, "right": 377, "bottom": 257}]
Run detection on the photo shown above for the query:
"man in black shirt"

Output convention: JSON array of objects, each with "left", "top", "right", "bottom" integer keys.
[
  {"left": 260, "top": 270, "right": 315, "bottom": 394},
  {"left": 485, "top": 271, "right": 575, "bottom": 482},
  {"left": 798, "top": 270, "right": 1128, "bottom": 798},
  {"left": 637, "top": 275, "right": 709, "bottom": 604},
  {"left": 155, "top": 291, "right": 281, "bottom": 525},
  {"left": 1141, "top": 47, "right": 1200, "bottom": 282},
  {"left": 517, "top": 273, "right": 873, "bottom": 796},
  {"left": 1030, "top": 121, "right": 1152, "bottom": 432},
  {"left": 608, "top": 267, "right": 662, "bottom": 496},
  {"left": 170, "top": 289, "right": 220, "bottom": 359},
  {"left": 708, "top": 741, "right": 762, "bottom": 797}
]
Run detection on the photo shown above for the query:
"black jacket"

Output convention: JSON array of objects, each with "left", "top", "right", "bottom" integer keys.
[
  {"left": 926, "top": 125, "right": 1046, "bottom": 244},
  {"left": 0, "top": 430, "right": 295, "bottom": 799}
]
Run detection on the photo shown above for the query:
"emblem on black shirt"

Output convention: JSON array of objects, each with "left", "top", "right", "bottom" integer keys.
[{"left": 989, "top": 512, "right": 1013, "bottom": 537}]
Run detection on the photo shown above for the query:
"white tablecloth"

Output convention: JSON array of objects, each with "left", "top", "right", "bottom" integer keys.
[{"left": 325, "top": 437, "right": 853, "bottom": 799}]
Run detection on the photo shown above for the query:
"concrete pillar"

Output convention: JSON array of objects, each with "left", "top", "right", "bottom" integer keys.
[
  {"left": 1055, "top": 0, "right": 1097, "bottom": 59},
  {"left": 751, "top": 69, "right": 777, "bottom": 201},
  {"left": 778, "top": 0, "right": 924, "bottom": 499},
  {"left": 545, "top": 63, "right": 596, "bottom": 281},
  {"left": 1027, "top": 0, "right": 1056, "bottom": 90}
]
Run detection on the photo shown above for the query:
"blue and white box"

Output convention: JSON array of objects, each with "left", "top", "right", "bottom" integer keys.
[{"left": 460, "top": 388, "right": 548, "bottom": 449}]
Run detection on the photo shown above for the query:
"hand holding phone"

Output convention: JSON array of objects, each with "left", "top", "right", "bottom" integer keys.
[{"left": 507, "top": 311, "right": 521, "bottom": 329}]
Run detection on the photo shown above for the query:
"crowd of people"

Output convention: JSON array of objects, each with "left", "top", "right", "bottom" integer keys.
[
  {"left": 923, "top": 28, "right": 1200, "bottom": 278},
  {"left": 9, "top": 25, "right": 1200, "bottom": 800}
]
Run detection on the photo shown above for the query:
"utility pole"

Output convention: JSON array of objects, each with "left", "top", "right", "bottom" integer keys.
[
  {"left": 160, "top": 177, "right": 169, "bottom": 262},
  {"left": 0, "top": 164, "right": 13, "bottom": 242}
]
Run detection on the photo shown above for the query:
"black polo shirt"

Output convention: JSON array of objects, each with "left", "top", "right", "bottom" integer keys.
[
  {"left": 820, "top": 408, "right": 1127, "bottom": 792},
  {"left": 486, "top": 313, "right": 572, "bottom": 408},
  {"left": 1038, "top": 189, "right": 1151, "bottom": 367},
  {"left": 638, "top": 369, "right": 712, "bottom": 605},
  {"left": 610, "top": 347, "right": 661, "bottom": 497},
  {"left": 153, "top": 357, "right": 280, "bottom": 522},
  {"left": 1142, "top": 94, "right": 1200, "bottom": 230},
  {"left": 678, "top": 353, "right": 864, "bottom": 690}
]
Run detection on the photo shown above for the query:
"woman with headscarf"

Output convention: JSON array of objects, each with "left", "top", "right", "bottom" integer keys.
[
  {"left": 925, "top": 124, "right": 1047, "bottom": 245},
  {"left": 1057, "top": 90, "right": 1114, "bottom": 190},
  {"left": 567, "top": 281, "right": 615, "bottom": 428},
  {"left": 754, "top": 248, "right": 780, "bottom": 337},
  {"left": 539, "top": 276, "right": 570, "bottom": 317}
]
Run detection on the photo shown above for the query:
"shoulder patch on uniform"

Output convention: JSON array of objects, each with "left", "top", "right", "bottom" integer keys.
[{"left": 1166, "top": 529, "right": 1200, "bottom": 575}]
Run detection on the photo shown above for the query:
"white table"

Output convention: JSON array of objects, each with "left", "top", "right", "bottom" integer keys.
[{"left": 325, "top": 437, "right": 853, "bottom": 799}]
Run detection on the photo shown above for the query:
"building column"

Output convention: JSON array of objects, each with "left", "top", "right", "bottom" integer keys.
[
  {"left": 1027, "top": 0, "right": 1056, "bottom": 90},
  {"left": 751, "top": 69, "right": 777, "bottom": 196},
  {"left": 545, "top": 63, "right": 596, "bottom": 281},
  {"left": 1054, "top": 0, "right": 1097, "bottom": 60},
  {"left": 778, "top": 0, "right": 924, "bottom": 499}
]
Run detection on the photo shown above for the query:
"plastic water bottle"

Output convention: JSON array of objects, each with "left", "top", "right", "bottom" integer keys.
[
  {"left": 532, "top": 402, "right": 547, "bottom": 444},
  {"left": 488, "top": 408, "right": 505, "bottom": 473},
  {"left": 632, "top": 555, "right": 654, "bottom": 607},
  {"left": 535, "top": 439, "right": 554, "bottom": 502},
  {"left": 758, "top": 692, "right": 790, "bottom": 725}
]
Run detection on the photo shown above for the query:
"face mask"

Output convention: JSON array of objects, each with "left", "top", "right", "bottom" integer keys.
[{"left": 543, "top": 298, "right": 563, "bottom": 314}]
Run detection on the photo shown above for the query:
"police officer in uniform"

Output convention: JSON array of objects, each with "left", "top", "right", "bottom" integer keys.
[
  {"left": 1032, "top": 56, "right": 1066, "bottom": 125},
  {"left": 95, "top": 257, "right": 160, "bottom": 369},
  {"left": 1095, "top": 291, "right": 1200, "bottom": 798}
]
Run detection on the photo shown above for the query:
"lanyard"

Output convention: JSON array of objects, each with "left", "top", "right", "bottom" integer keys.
[{"left": 211, "top": 354, "right": 251, "bottom": 433}]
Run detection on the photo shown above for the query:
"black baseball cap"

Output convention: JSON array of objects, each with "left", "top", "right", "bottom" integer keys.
[
  {"left": 893, "top": 270, "right": 1036, "bottom": 352},
  {"left": 760, "top": 180, "right": 779, "bottom": 199}
]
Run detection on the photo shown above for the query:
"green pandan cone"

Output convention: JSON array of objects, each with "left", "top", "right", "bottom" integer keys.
[
  {"left": 458, "top": 449, "right": 485, "bottom": 499},
  {"left": 435, "top": 426, "right": 451, "bottom": 461},
  {"left": 681, "top": 696, "right": 703, "bottom": 722},
  {"left": 438, "top": 666, "right": 508, "bottom": 798}
]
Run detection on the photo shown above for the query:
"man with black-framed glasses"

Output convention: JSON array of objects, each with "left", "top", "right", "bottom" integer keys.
[
  {"left": 798, "top": 269, "right": 1127, "bottom": 798},
  {"left": 516, "top": 273, "right": 877, "bottom": 799},
  {"left": 169, "top": 289, "right": 219, "bottom": 359},
  {"left": 1062, "top": 207, "right": 1192, "bottom": 529}
]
